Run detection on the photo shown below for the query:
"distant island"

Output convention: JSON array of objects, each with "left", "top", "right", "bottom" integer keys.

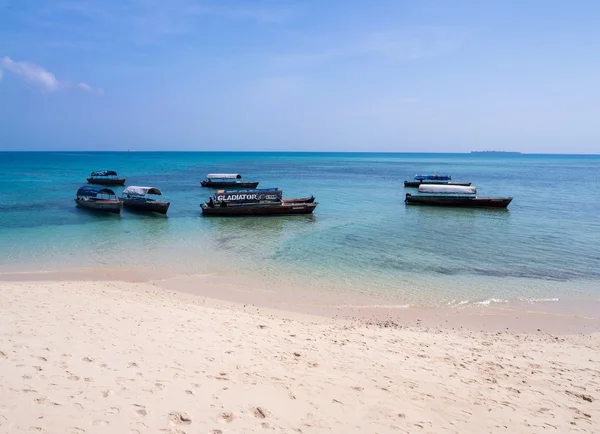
[{"left": 470, "top": 151, "right": 522, "bottom": 154}]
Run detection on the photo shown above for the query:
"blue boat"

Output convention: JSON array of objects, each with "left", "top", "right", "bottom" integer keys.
[
  {"left": 74, "top": 186, "right": 122, "bottom": 214},
  {"left": 404, "top": 173, "right": 471, "bottom": 188}
]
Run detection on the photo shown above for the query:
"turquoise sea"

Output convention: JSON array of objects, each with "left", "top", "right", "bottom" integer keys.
[{"left": 1, "top": 152, "right": 599, "bottom": 307}]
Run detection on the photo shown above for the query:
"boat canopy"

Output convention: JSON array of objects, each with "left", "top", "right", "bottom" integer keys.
[
  {"left": 414, "top": 174, "right": 451, "bottom": 181},
  {"left": 76, "top": 186, "right": 116, "bottom": 197},
  {"left": 122, "top": 186, "right": 162, "bottom": 196},
  {"left": 217, "top": 188, "right": 278, "bottom": 194},
  {"left": 418, "top": 185, "right": 476, "bottom": 194},
  {"left": 90, "top": 170, "right": 118, "bottom": 177},
  {"left": 207, "top": 173, "right": 242, "bottom": 179}
]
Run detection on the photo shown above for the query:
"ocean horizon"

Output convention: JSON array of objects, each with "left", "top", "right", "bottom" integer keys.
[{"left": 1, "top": 151, "right": 599, "bottom": 308}]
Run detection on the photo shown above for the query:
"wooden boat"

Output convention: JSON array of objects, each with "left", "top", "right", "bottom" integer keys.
[
  {"left": 201, "top": 188, "right": 317, "bottom": 216},
  {"left": 404, "top": 173, "right": 471, "bottom": 187},
  {"left": 74, "top": 186, "right": 121, "bottom": 214},
  {"left": 87, "top": 170, "right": 126, "bottom": 186},
  {"left": 200, "top": 173, "right": 259, "bottom": 189},
  {"left": 282, "top": 195, "right": 315, "bottom": 204},
  {"left": 404, "top": 180, "right": 472, "bottom": 187},
  {"left": 120, "top": 186, "right": 170, "bottom": 214},
  {"left": 405, "top": 184, "right": 512, "bottom": 208}
]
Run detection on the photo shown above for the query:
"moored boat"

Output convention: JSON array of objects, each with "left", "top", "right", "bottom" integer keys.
[
  {"left": 404, "top": 180, "right": 472, "bottom": 187},
  {"left": 120, "top": 186, "right": 170, "bottom": 214},
  {"left": 74, "top": 186, "right": 122, "bottom": 214},
  {"left": 200, "top": 173, "right": 259, "bottom": 189},
  {"left": 405, "top": 184, "right": 512, "bottom": 208},
  {"left": 282, "top": 195, "right": 315, "bottom": 204},
  {"left": 87, "top": 170, "right": 126, "bottom": 186},
  {"left": 404, "top": 173, "right": 471, "bottom": 187},
  {"left": 201, "top": 188, "right": 317, "bottom": 216}
]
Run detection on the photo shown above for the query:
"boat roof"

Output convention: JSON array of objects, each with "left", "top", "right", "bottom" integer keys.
[
  {"left": 207, "top": 173, "right": 242, "bottom": 179},
  {"left": 414, "top": 173, "right": 451, "bottom": 180},
  {"left": 91, "top": 170, "right": 118, "bottom": 177},
  {"left": 216, "top": 188, "right": 278, "bottom": 194},
  {"left": 418, "top": 185, "right": 476, "bottom": 194},
  {"left": 76, "top": 186, "right": 116, "bottom": 197},
  {"left": 122, "top": 186, "right": 162, "bottom": 196}
]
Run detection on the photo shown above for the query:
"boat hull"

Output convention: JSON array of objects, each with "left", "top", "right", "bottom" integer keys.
[
  {"left": 282, "top": 196, "right": 315, "bottom": 204},
  {"left": 121, "top": 199, "right": 170, "bottom": 214},
  {"left": 201, "top": 202, "right": 317, "bottom": 216},
  {"left": 75, "top": 198, "right": 122, "bottom": 214},
  {"left": 201, "top": 181, "right": 259, "bottom": 189},
  {"left": 404, "top": 181, "right": 472, "bottom": 187},
  {"left": 87, "top": 177, "right": 126, "bottom": 186},
  {"left": 405, "top": 195, "right": 512, "bottom": 208}
]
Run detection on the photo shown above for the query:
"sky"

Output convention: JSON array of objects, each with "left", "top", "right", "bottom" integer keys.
[{"left": 0, "top": 0, "right": 599, "bottom": 153}]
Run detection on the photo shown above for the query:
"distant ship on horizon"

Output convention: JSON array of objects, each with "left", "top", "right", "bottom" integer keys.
[{"left": 470, "top": 150, "right": 522, "bottom": 155}]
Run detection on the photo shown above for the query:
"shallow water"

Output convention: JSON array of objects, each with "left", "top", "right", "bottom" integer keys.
[{"left": 1, "top": 151, "right": 599, "bottom": 306}]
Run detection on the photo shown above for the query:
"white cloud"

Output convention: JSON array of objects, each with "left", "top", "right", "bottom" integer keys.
[
  {"left": 0, "top": 56, "right": 102, "bottom": 94},
  {"left": 1, "top": 56, "right": 59, "bottom": 91},
  {"left": 78, "top": 82, "right": 92, "bottom": 92}
]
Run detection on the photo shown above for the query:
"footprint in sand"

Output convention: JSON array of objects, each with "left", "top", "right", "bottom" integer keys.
[
  {"left": 105, "top": 407, "right": 120, "bottom": 415},
  {"left": 252, "top": 407, "right": 267, "bottom": 419},
  {"left": 218, "top": 412, "right": 234, "bottom": 423},
  {"left": 169, "top": 412, "right": 192, "bottom": 425},
  {"left": 133, "top": 404, "right": 147, "bottom": 417}
]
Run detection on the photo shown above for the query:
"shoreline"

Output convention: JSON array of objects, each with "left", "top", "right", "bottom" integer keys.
[
  {"left": 1, "top": 268, "right": 599, "bottom": 335},
  {"left": 0, "top": 279, "right": 598, "bottom": 433}
]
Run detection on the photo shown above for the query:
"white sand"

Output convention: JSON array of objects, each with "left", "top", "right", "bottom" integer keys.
[{"left": 0, "top": 281, "right": 598, "bottom": 433}]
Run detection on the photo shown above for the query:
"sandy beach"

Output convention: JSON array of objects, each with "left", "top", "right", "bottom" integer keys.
[{"left": 1, "top": 280, "right": 599, "bottom": 433}]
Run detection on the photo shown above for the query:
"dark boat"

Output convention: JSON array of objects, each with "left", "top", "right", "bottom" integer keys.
[
  {"left": 74, "top": 186, "right": 122, "bottom": 214},
  {"left": 405, "top": 185, "right": 512, "bottom": 208},
  {"left": 87, "top": 170, "right": 126, "bottom": 186},
  {"left": 404, "top": 180, "right": 472, "bottom": 187},
  {"left": 201, "top": 188, "right": 317, "bottom": 216},
  {"left": 200, "top": 173, "right": 259, "bottom": 189},
  {"left": 282, "top": 195, "right": 315, "bottom": 204},
  {"left": 404, "top": 173, "right": 471, "bottom": 187},
  {"left": 120, "top": 186, "right": 170, "bottom": 215}
]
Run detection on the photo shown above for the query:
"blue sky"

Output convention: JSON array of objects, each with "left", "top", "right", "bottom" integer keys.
[{"left": 0, "top": 0, "right": 599, "bottom": 153}]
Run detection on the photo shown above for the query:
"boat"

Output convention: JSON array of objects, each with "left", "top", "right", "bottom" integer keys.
[
  {"left": 200, "top": 174, "right": 259, "bottom": 189},
  {"left": 74, "top": 186, "right": 122, "bottom": 214},
  {"left": 201, "top": 188, "right": 317, "bottom": 216},
  {"left": 120, "top": 186, "right": 170, "bottom": 214},
  {"left": 86, "top": 170, "right": 126, "bottom": 186},
  {"left": 404, "top": 173, "right": 471, "bottom": 187},
  {"left": 282, "top": 195, "right": 315, "bottom": 204},
  {"left": 405, "top": 184, "right": 512, "bottom": 208}
]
